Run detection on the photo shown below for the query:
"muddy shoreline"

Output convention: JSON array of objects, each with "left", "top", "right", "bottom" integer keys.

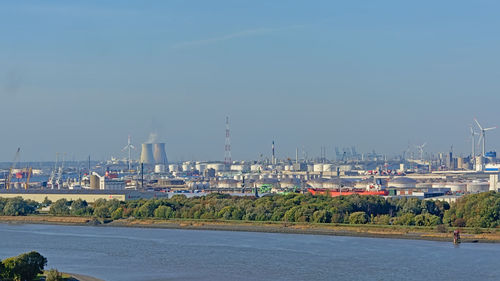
[{"left": 1, "top": 215, "right": 498, "bottom": 243}]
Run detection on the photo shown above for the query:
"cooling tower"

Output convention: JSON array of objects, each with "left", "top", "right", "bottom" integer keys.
[
  {"left": 140, "top": 143, "right": 154, "bottom": 164},
  {"left": 153, "top": 143, "right": 168, "bottom": 165}
]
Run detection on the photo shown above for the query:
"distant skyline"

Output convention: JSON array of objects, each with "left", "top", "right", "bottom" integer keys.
[{"left": 1, "top": 1, "right": 500, "bottom": 162}]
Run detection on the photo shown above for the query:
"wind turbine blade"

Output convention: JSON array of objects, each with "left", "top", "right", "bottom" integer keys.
[
  {"left": 474, "top": 118, "right": 483, "bottom": 130},
  {"left": 422, "top": 142, "right": 427, "bottom": 148},
  {"left": 484, "top": 127, "right": 497, "bottom": 131}
]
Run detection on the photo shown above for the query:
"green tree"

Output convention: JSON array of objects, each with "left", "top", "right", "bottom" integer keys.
[
  {"left": 2, "top": 251, "right": 47, "bottom": 281},
  {"left": 111, "top": 207, "right": 124, "bottom": 220},
  {"left": 154, "top": 205, "right": 174, "bottom": 219},
  {"left": 349, "top": 212, "right": 368, "bottom": 224},
  {"left": 94, "top": 205, "right": 110, "bottom": 218},
  {"left": 70, "top": 199, "right": 89, "bottom": 216},
  {"left": 134, "top": 201, "right": 157, "bottom": 218},
  {"left": 3, "top": 197, "right": 37, "bottom": 216},
  {"left": 49, "top": 199, "right": 70, "bottom": 215},
  {"left": 42, "top": 197, "right": 52, "bottom": 207},
  {"left": 312, "top": 210, "right": 331, "bottom": 223}
]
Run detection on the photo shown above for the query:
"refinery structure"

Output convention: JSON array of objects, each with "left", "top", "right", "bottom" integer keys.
[{"left": 1, "top": 117, "right": 500, "bottom": 203}]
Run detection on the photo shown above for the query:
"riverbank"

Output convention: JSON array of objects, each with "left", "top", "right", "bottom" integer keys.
[
  {"left": 42, "top": 271, "right": 104, "bottom": 281},
  {"left": 66, "top": 272, "right": 104, "bottom": 281},
  {"left": 1, "top": 215, "right": 499, "bottom": 243}
]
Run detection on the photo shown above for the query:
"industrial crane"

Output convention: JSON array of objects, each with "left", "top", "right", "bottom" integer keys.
[{"left": 6, "top": 148, "right": 21, "bottom": 190}]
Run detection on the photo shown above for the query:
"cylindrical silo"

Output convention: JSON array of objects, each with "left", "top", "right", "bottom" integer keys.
[
  {"left": 153, "top": 143, "right": 168, "bottom": 165},
  {"left": 140, "top": 143, "right": 154, "bottom": 164},
  {"left": 90, "top": 175, "right": 100, "bottom": 190},
  {"left": 154, "top": 164, "right": 166, "bottom": 173},
  {"left": 467, "top": 181, "right": 489, "bottom": 193}
]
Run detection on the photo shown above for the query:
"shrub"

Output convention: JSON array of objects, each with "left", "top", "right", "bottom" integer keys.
[
  {"left": 452, "top": 218, "right": 466, "bottom": 227},
  {"left": 373, "top": 215, "right": 391, "bottom": 225},
  {"left": 349, "top": 212, "right": 368, "bottom": 224},
  {"left": 46, "top": 268, "right": 63, "bottom": 281}
]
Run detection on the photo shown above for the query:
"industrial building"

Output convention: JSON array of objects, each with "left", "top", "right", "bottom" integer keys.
[{"left": 0, "top": 190, "right": 169, "bottom": 203}]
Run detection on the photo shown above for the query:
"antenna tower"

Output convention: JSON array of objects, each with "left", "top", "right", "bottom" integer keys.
[{"left": 224, "top": 116, "right": 232, "bottom": 167}]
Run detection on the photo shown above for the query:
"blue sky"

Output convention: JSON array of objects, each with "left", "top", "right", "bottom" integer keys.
[{"left": 1, "top": 1, "right": 500, "bottom": 162}]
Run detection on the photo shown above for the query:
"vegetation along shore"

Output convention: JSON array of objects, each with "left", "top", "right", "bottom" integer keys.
[{"left": 0, "top": 192, "right": 499, "bottom": 242}]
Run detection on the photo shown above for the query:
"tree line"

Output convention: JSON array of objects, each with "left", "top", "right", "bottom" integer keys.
[
  {"left": 1, "top": 192, "right": 499, "bottom": 228},
  {"left": 49, "top": 193, "right": 450, "bottom": 227}
]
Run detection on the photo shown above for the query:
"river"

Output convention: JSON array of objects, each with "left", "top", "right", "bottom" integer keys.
[{"left": 0, "top": 224, "right": 498, "bottom": 281}]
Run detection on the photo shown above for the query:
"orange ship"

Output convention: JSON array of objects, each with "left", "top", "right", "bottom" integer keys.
[{"left": 308, "top": 188, "right": 388, "bottom": 197}]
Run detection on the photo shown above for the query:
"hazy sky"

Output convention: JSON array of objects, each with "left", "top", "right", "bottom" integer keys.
[{"left": 1, "top": 1, "right": 500, "bottom": 162}]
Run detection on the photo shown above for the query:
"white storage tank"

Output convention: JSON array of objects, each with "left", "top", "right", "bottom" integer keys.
[
  {"left": 313, "top": 164, "right": 324, "bottom": 172},
  {"left": 207, "top": 163, "right": 225, "bottom": 171},
  {"left": 169, "top": 164, "right": 179, "bottom": 172},
  {"left": 182, "top": 162, "right": 194, "bottom": 172},
  {"left": 444, "top": 183, "right": 467, "bottom": 192},
  {"left": 230, "top": 164, "right": 249, "bottom": 172},
  {"left": 217, "top": 179, "right": 239, "bottom": 188},
  {"left": 388, "top": 177, "right": 417, "bottom": 188},
  {"left": 154, "top": 164, "right": 166, "bottom": 173},
  {"left": 467, "top": 181, "right": 489, "bottom": 193},
  {"left": 280, "top": 178, "right": 301, "bottom": 188},
  {"left": 195, "top": 163, "right": 207, "bottom": 173},
  {"left": 250, "top": 165, "right": 262, "bottom": 172}
]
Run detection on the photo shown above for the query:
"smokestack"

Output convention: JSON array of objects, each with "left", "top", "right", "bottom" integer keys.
[
  {"left": 272, "top": 141, "right": 275, "bottom": 165},
  {"left": 153, "top": 143, "right": 168, "bottom": 165},
  {"left": 140, "top": 143, "right": 154, "bottom": 164}
]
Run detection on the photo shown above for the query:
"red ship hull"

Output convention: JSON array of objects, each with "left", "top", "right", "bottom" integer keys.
[{"left": 308, "top": 188, "right": 388, "bottom": 197}]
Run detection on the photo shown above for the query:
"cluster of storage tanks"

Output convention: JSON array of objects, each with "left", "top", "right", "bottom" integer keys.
[
  {"left": 168, "top": 162, "right": 226, "bottom": 173},
  {"left": 387, "top": 177, "right": 491, "bottom": 193}
]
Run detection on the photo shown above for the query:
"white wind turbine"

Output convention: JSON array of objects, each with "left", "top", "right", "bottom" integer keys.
[
  {"left": 416, "top": 142, "right": 426, "bottom": 160},
  {"left": 474, "top": 118, "right": 496, "bottom": 157},
  {"left": 122, "top": 135, "right": 135, "bottom": 171}
]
